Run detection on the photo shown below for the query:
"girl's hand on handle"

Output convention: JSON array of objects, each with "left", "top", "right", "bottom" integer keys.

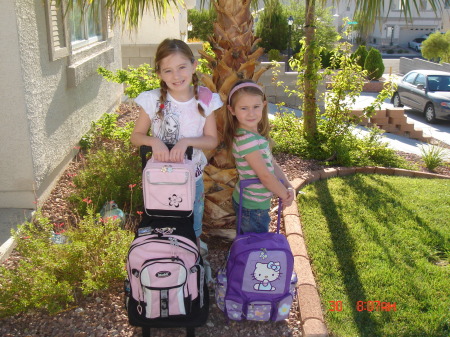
[
  {"left": 281, "top": 188, "right": 295, "bottom": 209},
  {"left": 151, "top": 139, "right": 170, "bottom": 162},
  {"left": 170, "top": 139, "right": 189, "bottom": 163}
]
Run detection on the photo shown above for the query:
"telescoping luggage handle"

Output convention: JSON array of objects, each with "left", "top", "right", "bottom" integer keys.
[
  {"left": 140, "top": 144, "right": 193, "bottom": 170},
  {"left": 237, "top": 178, "right": 282, "bottom": 235}
]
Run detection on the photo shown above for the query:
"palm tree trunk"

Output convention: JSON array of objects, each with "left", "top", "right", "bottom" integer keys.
[
  {"left": 302, "top": 0, "right": 318, "bottom": 140},
  {"left": 200, "top": 0, "right": 271, "bottom": 227}
]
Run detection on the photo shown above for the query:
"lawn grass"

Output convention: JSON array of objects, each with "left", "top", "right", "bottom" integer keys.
[{"left": 298, "top": 174, "right": 450, "bottom": 337}]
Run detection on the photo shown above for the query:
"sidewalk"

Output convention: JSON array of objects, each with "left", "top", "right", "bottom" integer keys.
[{"left": 0, "top": 208, "right": 33, "bottom": 262}]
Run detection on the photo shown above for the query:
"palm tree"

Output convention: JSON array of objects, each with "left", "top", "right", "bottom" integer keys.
[{"left": 64, "top": 0, "right": 442, "bottom": 225}]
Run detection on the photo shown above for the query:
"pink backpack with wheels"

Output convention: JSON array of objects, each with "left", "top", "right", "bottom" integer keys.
[{"left": 125, "top": 223, "right": 209, "bottom": 337}]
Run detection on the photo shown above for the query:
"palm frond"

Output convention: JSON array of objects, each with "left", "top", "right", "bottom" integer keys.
[{"left": 58, "top": 0, "right": 184, "bottom": 30}]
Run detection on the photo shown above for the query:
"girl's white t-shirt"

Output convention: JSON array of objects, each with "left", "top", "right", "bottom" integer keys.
[{"left": 134, "top": 87, "right": 223, "bottom": 180}]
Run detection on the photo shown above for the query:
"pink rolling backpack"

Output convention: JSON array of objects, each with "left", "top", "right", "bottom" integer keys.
[
  {"left": 215, "top": 178, "right": 297, "bottom": 321},
  {"left": 124, "top": 86, "right": 214, "bottom": 337}
]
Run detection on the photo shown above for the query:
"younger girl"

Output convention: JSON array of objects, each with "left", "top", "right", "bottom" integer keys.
[
  {"left": 224, "top": 80, "right": 295, "bottom": 234},
  {"left": 131, "top": 38, "right": 223, "bottom": 239}
]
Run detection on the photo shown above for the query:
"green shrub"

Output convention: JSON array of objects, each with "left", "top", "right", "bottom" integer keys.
[
  {"left": 351, "top": 45, "right": 368, "bottom": 68},
  {"left": 80, "top": 112, "right": 135, "bottom": 150},
  {"left": 67, "top": 144, "right": 142, "bottom": 217},
  {"left": 320, "top": 50, "right": 343, "bottom": 69},
  {"left": 187, "top": 8, "right": 216, "bottom": 42},
  {"left": 325, "top": 128, "right": 409, "bottom": 167},
  {"left": 386, "top": 49, "right": 395, "bottom": 54},
  {"left": 97, "top": 64, "right": 160, "bottom": 98},
  {"left": 0, "top": 210, "right": 133, "bottom": 317},
  {"left": 271, "top": 110, "right": 408, "bottom": 168},
  {"left": 268, "top": 49, "right": 282, "bottom": 61},
  {"left": 320, "top": 50, "right": 332, "bottom": 69},
  {"left": 364, "top": 48, "right": 385, "bottom": 80},
  {"left": 255, "top": 0, "right": 288, "bottom": 51},
  {"left": 197, "top": 42, "right": 214, "bottom": 76}
]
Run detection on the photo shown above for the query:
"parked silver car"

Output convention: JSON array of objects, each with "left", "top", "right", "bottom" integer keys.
[
  {"left": 392, "top": 70, "right": 450, "bottom": 123},
  {"left": 408, "top": 37, "right": 426, "bottom": 51}
]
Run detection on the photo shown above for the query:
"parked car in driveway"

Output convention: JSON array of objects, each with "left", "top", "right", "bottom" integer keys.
[
  {"left": 408, "top": 37, "right": 426, "bottom": 51},
  {"left": 392, "top": 70, "right": 450, "bottom": 123}
]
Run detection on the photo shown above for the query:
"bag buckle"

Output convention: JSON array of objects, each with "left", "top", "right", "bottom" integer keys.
[{"left": 161, "top": 165, "right": 173, "bottom": 173}]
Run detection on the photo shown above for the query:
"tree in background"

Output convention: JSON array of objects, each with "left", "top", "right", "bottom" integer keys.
[
  {"left": 255, "top": 0, "right": 289, "bottom": 52},
  {"left": 300, "top": 0, "right": 441, "bottom": 140},
  {"left": 421, "top": 31, "right": 450, "bottom": 63},
  {"left": 364, "top": 48, "right": 384, "bottom": 80},
  {"left": 187, "top": 8, "right": 217, "bottom": 42},
  {"left": 283, "top": 0, "right": 339, "bottom": 54},
  {"left": 352, "top": 44, "right": 368, "bottom": 69}
]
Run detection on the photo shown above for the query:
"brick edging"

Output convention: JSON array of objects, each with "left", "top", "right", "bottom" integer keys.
[{"left": 283, "top": 167, "right": 449, "bottom": 337}]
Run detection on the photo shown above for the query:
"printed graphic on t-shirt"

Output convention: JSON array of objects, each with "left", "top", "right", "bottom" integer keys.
[{"left": 153, "top": 101, "right": 180, "bottom": 145}]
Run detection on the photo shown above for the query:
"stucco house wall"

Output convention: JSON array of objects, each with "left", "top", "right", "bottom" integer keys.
[{"left": 0, "top": 0, "right": 123, "bottom": 209}]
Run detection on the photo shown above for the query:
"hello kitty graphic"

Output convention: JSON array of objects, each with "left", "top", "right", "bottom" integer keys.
[{"left": 252, "top": 261, "right": 281, "bottom": 291}]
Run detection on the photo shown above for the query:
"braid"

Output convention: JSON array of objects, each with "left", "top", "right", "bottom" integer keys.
[
  {"left": 158, "top": 80, "right": 168, "bottom": 118},
  {"left": 192, "top": 73, "right": 205, "bottom": 117}
]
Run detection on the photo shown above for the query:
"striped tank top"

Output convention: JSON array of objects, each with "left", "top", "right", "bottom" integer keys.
[{"left": 232, "top": 128, "right": 274, "bottom": 210}]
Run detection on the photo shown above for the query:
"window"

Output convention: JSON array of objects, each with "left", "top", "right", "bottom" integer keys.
[
  {"left": 69, "top": 1, "right": 103, "bottom": 49},
  {"left": 45, "top": 0, "right": 113, "bottom": 61},
  {"left": 415, "top": 74, "right": 426, "bottom": 86},
  {"left": 420, "top": 0, "right": 427, "bottom": 10},
  {"left": 45, "top": 0, "right": 115, "bottom": 87},
  {"left": 403, "top": 72, "right": 417, "bottom": 84}
]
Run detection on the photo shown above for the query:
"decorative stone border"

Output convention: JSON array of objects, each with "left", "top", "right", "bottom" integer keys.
[{"left": 284, "top": 167, "right": 449, "bottom": 337}]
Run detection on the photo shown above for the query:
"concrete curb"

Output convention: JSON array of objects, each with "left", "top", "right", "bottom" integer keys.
[
  {"left": 285, "top": 167, "right": 449, "bottom": 337},
  {"left": 0, "top": 237, "right": 17, "bottom": 264}
]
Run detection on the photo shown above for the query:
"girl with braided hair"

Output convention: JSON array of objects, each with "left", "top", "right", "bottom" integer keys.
[{"left": 131, "top": 38, "right": 223, "bottom": 240}]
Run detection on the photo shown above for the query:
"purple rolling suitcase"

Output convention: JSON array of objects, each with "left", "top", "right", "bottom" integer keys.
[{"left": 215, "top": 178, "right": 297, "bottom": 321}]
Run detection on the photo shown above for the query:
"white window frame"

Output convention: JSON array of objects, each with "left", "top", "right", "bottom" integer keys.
[
  {"left": 69, "top": 1, "right": 103, "bottom": 50},
  {"left": 45, "top": 0, "right": 113, "bottom": 61}
]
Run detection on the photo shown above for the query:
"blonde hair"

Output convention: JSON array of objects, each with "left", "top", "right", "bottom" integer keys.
[
  {"left": 154, "top": 38, "right": 204, "bottom": 118},
  {"left": 223, "top": 80, "right": 270, "bottom": 161}
]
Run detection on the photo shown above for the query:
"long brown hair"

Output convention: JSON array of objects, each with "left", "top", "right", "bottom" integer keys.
[
  {"left": 223, "top": 80, "right": 270, "bottom": 161},
  {"left": 154, "top": 38, "right": 204, "bottom": 118}
]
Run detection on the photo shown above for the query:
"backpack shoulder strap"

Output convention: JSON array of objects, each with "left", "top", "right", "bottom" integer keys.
[{"left": 198, "top": 86, "right": 213, "bottom": 107}]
